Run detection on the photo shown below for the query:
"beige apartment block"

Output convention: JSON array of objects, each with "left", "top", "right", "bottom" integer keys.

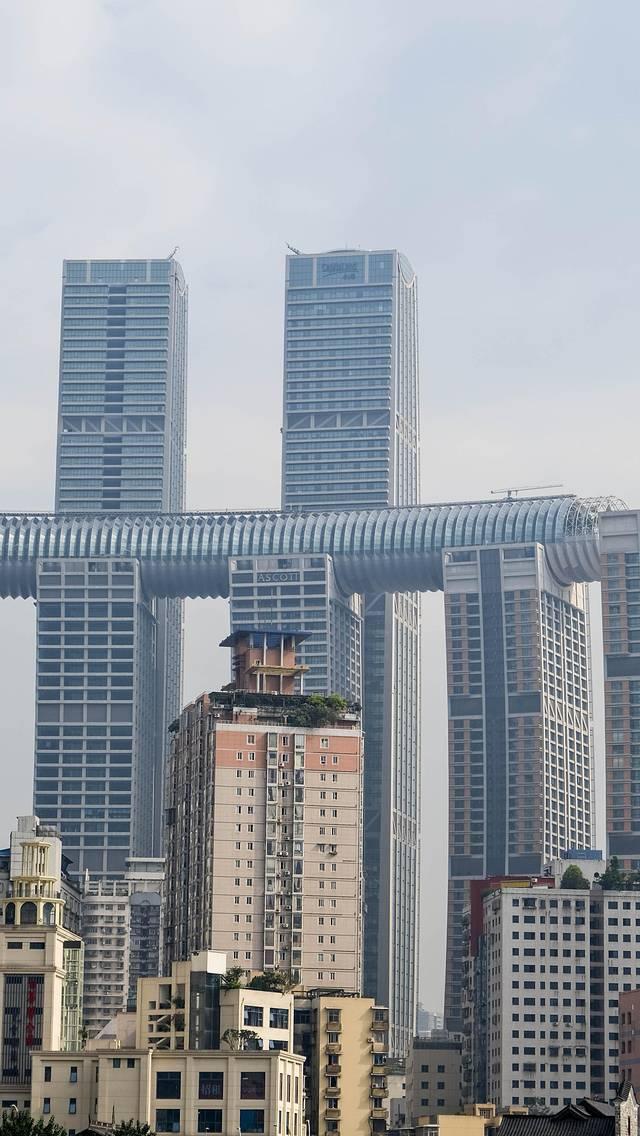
[
  {"left": 136, "top": 951, "right": 295, "bottom": 1055},
  {"left": 32, "top": 951, "right": 304, "bottom": 1135},
  {"left": 294, "top": 992, "right": 389, "bottom": 1136},
  {"left": 164, "top": 632, "right": 364, "bottom": 994},
  {"left": 0, "top": 816, "right": 83, "bottom": 1111},
  {"left": 31, "top": 1048, "right": 304, "bottom": 1136}
]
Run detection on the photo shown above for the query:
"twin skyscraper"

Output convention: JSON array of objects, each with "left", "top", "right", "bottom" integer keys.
[
  {"left": 23, "top": 250, "right": 630, "bottom": 1061},
  {"left": 34, "top": 251, "right": 421, "bottom": 1055}
]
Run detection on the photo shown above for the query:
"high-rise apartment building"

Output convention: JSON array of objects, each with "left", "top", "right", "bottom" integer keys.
[
  {"left": 163, "top": 631, "right": 363, "bottom": 991},
  {"left": 0, "top": 816, "right": 84, "bottom": 1111},
  {"left": 34, "top": 258, "right": 188, "bottom": 876},
  {"left": 281, "top": 249, "right": 420, "bottom": 1055},
  {"left": 443, "top": 542, "right": 593, "bottom": 1032},
  {"left": 600, "top": 510, "right": 640, "bottom": 863},
  {"left": 467, "top": 872, "right": 640, "bottom": 1109},
  {"left": 81, "top": 856, "right": 163, "bottom": 1036}
]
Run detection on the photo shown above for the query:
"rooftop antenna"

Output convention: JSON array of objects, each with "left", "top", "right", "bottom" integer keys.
[
  {"left": 286, "top": 243, "right": 302, "bottom": 255},
  {"left": 166, "top": 245, "right": 179, "bottom": 259},
  {"left": 490, "top": 483, "right": 564, "bottom": 500}
]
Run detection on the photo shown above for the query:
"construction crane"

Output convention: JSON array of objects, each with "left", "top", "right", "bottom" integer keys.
[
  {"left": 490, "top": 483, "right": 564, "bottom": 500},
  {"left": 286, "top": 243, "right": 302, "bottom": 255}
]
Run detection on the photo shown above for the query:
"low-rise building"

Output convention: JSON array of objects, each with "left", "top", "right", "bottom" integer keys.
[
  {"left": 406, "top": 1033, "right": 462, "bottom": 1121},
  {"left": 495, "top": 1087, "right": 638, "bottom": 1136},
  {"left": 32, "top": 952, "right": 304, "bottom": 1136},
  {"left": 389, "top": 1109, "right": 495, "bottom": 1136},
  {"left": 32, "top": 1048, "right": 303, "bottom": 1136},
  {"left": 0, "top": 815, "right": 83, "bottom": 1111}
]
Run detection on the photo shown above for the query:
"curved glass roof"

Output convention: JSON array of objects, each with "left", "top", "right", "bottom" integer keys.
[{"left": 0, "top": 494, "right": 623, "bottom": 599}]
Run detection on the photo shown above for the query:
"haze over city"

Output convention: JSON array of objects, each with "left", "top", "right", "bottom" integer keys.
[{"left": 1, "top": 0, "right": 640, "bottom": 1023}]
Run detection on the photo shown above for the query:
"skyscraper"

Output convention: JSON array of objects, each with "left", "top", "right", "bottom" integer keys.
[
  {"left": 600, "top": 510, "right": 640, "bottom": 863},
  {"left": 33, "top": 258, "right": 187, "bottom": 876},
  {"left": 280, "top": 249, "right": 420, "bottom": 1055},
  {"left": 442, "top": 541, "right": 594, "bottom": 1032}
]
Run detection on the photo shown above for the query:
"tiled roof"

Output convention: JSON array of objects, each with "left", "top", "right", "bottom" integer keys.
[{"left": 498, "top": 1114, "right": 614, "bottom": 1136}]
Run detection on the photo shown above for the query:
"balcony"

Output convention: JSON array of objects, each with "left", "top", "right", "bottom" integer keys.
[
  {"left": 370, "top": 1041, "right": 386, "bottom": 1054},
  {"left": 371, "top": 1010, "right": 389, "bottom": 1027},
  {"left": 370, "top": 1107, "right": 387, "bottom": 1120},
  {"left": 325, "top": 1043, "right": 342, "bottom": 1055},
  {"left": 326, "top": 1064, "right": 341, "bottom": 1076},
  {"left": 371, "top": 1084, "right": 388, "bottom": 1099},
  {"left": 324, "top": 1108, "right": 341, "bottom": 1120},
  {"left": 323, "top": 1086, "right": 341, "bottom": 1098},
  {"left": 326, "top": 1019, "right": 342, "bottom": 1032}
]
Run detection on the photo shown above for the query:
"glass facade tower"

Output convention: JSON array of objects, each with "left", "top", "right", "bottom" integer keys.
[
  {"left": 442, "top": 543, "right": 594, "bottom": 1034},
  {"left": 33, "top": 259, "right": 187, "bottom": 876},
  {"left": 600, "top": 510, "right": 640, "bottom": 863},
  {"left": 280, "top": 249, "right": 420, "bottom": 1056}
]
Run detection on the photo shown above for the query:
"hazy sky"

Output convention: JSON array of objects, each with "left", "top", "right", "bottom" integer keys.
[{"left": 1, "top": 0, "right": 640, "bottom": 1010}]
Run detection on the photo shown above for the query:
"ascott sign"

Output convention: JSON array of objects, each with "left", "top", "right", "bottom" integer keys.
[{"left": 256, "top": 571, "right": 300, "bottom": 584}]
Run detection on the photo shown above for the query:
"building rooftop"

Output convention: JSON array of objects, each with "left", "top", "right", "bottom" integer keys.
[
  {"left": 170, "top": 689, "right": 361, "bottom": 732},
  {"left": 497, "top": 1095, "right": 633, "bottom": 1136}
]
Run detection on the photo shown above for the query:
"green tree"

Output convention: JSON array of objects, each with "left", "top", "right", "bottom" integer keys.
[
  {"left": 286, "top": 693, "right": 349, "bottom": 729},
  {"left": 113, "top": 1123, "right": 155, "bottom": 1136},
  {"left": 560, "top": 865, "right": 590, "bottom": 890},
  {"left": 0, "top": 1114, "right": 67, "bottom": 1136},
  {"left": 220, "top": 966, "right": 246, "bottom": 989},
  {"left": 598, "top": 855, "right": 627, "bottom": 890},
  {"left": 221, "top": 1028, "right": 259, "bottom": 1051},
  {"left": 247, "top": 970, "right": 295, "bottom": 993}
]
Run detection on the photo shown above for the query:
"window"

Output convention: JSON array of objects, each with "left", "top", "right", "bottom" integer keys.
[
  {"left": 44, "top": 1067, "right": 51, "bottom": 1083},
  {"left": 127, "top": 1059, "right": 136, "bottom": 1069},
  {"left": 70, "top": 1067, "right": 77, "bottom": 1083},
  {"left": 156, "top": 1071, "right": 181, "bottom": 1099},
  {"left": 270, "top": 1008, "right": 289, "bottom": 1030},
  {"left": 240, "top": 1110, "right": 265, "bottom": 1134},
  {"left": 7, "top": 943, "right": 22, "bottom": 950},
  {"left": 112, "top": 1058, "right": 121, "bottom": 1069},
  {"left": 244, "top": 1006, "right": 263, "bottom": 1028},
  {"left": 197, "top": 1109, "right": 222, "bottom": 1133},
  {"left": 68, "top": 1100, "right": 77, "bottom": 1115},
  {"left": 155, "top": 1109, "right": 180, "bottom": 1133},
  {"left": 199, "top": 1071, "right": 224, "bottom": 1100},
  {"left": 43, "top": 1100, "right": 51, "bottom": 1115},
  {"left": 240, "top": 1070, "right": 266, "bottom": 1099}
]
